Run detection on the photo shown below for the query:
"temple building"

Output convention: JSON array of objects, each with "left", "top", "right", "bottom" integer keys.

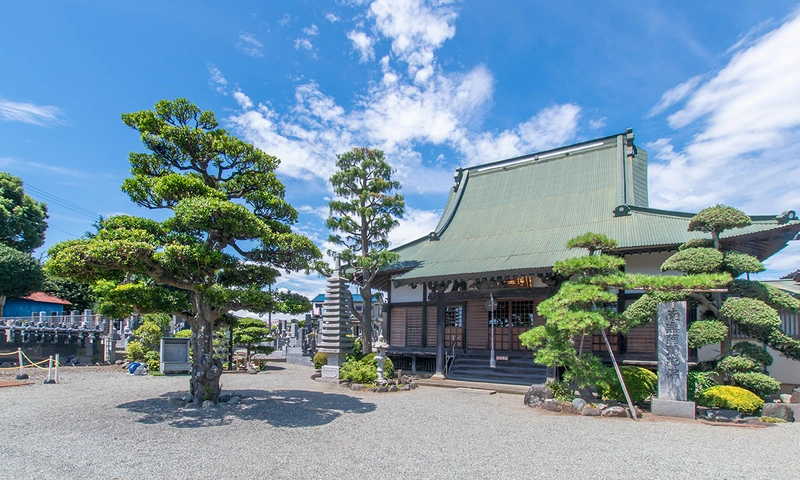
[{"left": 376, "top": 129, "right": 800, "bottom": 384}]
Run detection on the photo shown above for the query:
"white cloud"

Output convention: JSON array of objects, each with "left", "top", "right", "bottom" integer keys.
[
  {"left": 303, "top": 24, "right": 319, "bottom": 36},
  {"left": 0, "top": 157, "right": 109, "bottom": 178},
  {"left": 279, "top": 14, "right": 292, "bottom": 28},
  {"left": 207, "top": 63, "right": 228, "bottom": 95},
  {"left": 294, "top": 38, "right": 313, "bottom": 51},
  {"left": 461, "top": 104, "right": 582, "bottom": 164},
  {"left": 368, "top": 0, "right": 457, "bottom": 80},
  {"left": 648, "top": 9, "right": 800, "bottom": 215},
  {"left": 588, "top": 117, "right": 607, "bottom": 130},
  {"left": 0, "top": 98, "right": 65, "bottom": 126},
  {"left": 647, "top": 75, "right": 703, "bottom": 117},
  {"left": 236, "top": 33, "right": 264, "bottom": 58},
  {"left": 347, "top": 30, "right": 375, "bottom": 63},
  {"left": 326, "top": 13, "right": 340, "bottom": 23},
  {"left": 388, "top": 206, "right": 442, "bottom": 247},
  {"left": 298, "top": 205, "right": 329, "bottom": 221},
  {"left": 233, "top": 91, "right": 253, "bottom": 109}
]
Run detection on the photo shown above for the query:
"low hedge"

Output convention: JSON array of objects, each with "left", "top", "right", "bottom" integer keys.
[
  {"left": 313, "top": 352, "right": 328, "bottom": 370},
  {"left": 697, "top": 385, "right": 764, "bottom": 412},
  {"left": 602, "top": 366, "right": 657, "bottom": 404}
]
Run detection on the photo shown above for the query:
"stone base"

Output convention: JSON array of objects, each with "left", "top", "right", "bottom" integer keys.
[
  {"left": 651, "top": 398, "right": 696, "bottom": 419},
  {"left": 160, "top": 362, "right": 192, "bottom": 374},
  {"left": 320, "top": 364, "right": 341, "bottom": 382},
  {"left": 314, "top": 376, "right": 342, "bottom": 384},
  {"left": 430, "top": 373, "right": 446, "bottom": 381}
]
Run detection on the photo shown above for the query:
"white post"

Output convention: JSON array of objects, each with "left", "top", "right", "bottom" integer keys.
[
  {"left": 55, "top": 354, "right": 60, "bottom": 383},
  {"left": 44, "top": 356, "right": 55, "bottom": 384},
  {"left": 16, "top": 348, "right": 28, "bottom": 380}
]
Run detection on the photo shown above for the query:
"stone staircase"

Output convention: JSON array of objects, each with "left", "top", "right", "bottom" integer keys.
[{"left": 446, "top": 351, "right": 548, "bottom": 385}]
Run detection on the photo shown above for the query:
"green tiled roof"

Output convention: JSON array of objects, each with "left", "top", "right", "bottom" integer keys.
[{"left": 389, "top": 132, "right": 800, "bottom": 284}]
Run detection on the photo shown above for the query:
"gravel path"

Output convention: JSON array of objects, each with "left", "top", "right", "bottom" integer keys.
[{"left": 1, "top": 363, "right": 798, "bottom": 479}]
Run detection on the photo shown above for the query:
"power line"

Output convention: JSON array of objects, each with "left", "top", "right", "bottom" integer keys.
[{"left": 24, "top": 184, "right": 103, "bottom": 220}]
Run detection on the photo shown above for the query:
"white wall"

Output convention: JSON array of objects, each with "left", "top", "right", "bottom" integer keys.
[
  {"left": 391, "top": 284, "right": 423, "bottom": 303},
  {"left": 624, "top": 251, "right": 676, "bottom": 275}
]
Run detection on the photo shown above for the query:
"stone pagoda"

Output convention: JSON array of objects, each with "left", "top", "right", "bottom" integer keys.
[{"left": 315, "top": 258, "right": 354, "bottom": 383}]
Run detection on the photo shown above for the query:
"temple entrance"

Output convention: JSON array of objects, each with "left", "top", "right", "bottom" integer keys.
[
  {"left": 487, "top": 299, "right": 537, "bottom": 351},
  {"left": 444, "top": 304, "right": 464, "bottom": 350}
]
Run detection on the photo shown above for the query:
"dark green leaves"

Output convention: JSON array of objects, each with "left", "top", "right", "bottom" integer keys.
[
  {"left": 564, "top": 232, "right": 618, "bottom": 254},
  {"left": 0, "top": 172, "right": 48, "bottom": 253},
  {"left": 688, "top": 205, "right": 752, "bottom": 234},
  {"left": 687, "top": 320, "right": 728, "bottom": 348},
  {"left": 661, "top": 247, "right": 723, "bottom": 274},
  {"left": 0, "top": 244, "right": 44, "bottom": 301}
]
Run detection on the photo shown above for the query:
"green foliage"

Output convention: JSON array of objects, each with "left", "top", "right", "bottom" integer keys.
[
  {"left": 339, "top": 353, "right": 395, "bottom": 383},
  {"left": 679, "top": 238, "right": 714, "bottom": 250},
  {"left": 731, "top": 372, "right": 780, "bottom": 398},
  {"left": 722, "top": 251, "right": 764, "bottom": 277},
  {"left": 720, "top": 297, "right": 781, "bottom": 337},
  {"left": 42, "top": 274, "right": 94, "bottom": 312},
  {"left": 760, "top": 416, "right": 786, "bottom": 423},
  {"left": 134, "top": 321, "right": 164, "bottom": 352},
  {"left": 697, "top": 385, "right": 764, "bottom": 412},
  {"left": 313, "top": 352, "right": 328, "bottom": 370},
  {"left": 0, "top": 244, "right": 44, "bottom": 309},
  {"left": 0, "top": 172, "right": 48, "bottom": 253},
  {"left": 687, "top": 320, "right": 728, "bottom": 348},
  {"left": 144, "top": 350, "right": 160, "bottom": 372},
  {"left": 173, "top": 329, "right": 192, "bottom": 338},
  {"left": 732, "top": 341, "right": 773, "bottom": 367},
  {"left": 619, "top": 291, "right": 692, "bottom": 330},
  {"left": 688, "top": 370, "right": 718, "bottom": 401},
  {"left": 602, "top": 366, "right": 658, "bottom": 404},
  {"left": 688, "top": 205, "right": 752, "bottom": 234},
  {"left": 232, "top": 317, "right": 273, "bottom": 357},
  {"left": 553, "top": 255, "right": 625, "bottom": 277},
  {"left": 545, "top": 381, "right": 575, "bottom": 402},
  {"left": 661, "top": 248, "right": 723, "bottom": 274},
  {"left": 125, "top": 341, "right": 146, "bottom": 361},
  {"left": 717, "top": 355, "right": 759, "bottom": 374},
  {"left": 591, "top": 272, "right": 731, "bottom": 292},
  {"left": 729, "top": 280, "right": 799, "bottom": 313},
  {"left": 362, "top": 353, "right": 394, "bottom": 380},
  {"left": 564, "top": 232, "right": 618, "bottom": 254},
  {"left": 327, "top": 147, "right": 404, "bottom": 354}
]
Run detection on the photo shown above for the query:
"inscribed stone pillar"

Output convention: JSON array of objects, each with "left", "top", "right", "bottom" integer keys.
[
  {"left": 315, "top": 261, "right": 354, "bottom": 383},
  {"left": 652, "top": 301, "right": 695, "bottom": 419}
]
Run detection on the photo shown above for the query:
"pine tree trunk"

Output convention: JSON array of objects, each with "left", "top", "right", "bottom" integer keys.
[
  {"left": 0, "top": 296, "right": 5, "bottom": 317},
  {"left": 360, "top": 286, "right": 373, "bottom": 355},
  {"left": 189, "top": 315, "right": 222, "bottom": 404}
]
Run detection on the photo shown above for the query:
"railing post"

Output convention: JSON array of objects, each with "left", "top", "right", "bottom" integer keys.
[
  {"left": 16, "top": 348, "right": 28, "bottom": 380},
  {"left": 44, "top": 356, "right": 56, "bottom": 384}
]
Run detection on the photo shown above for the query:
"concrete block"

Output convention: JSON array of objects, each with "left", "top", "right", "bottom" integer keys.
[{"left": 651, "top": 398, "right": 696, "bottom": 419}]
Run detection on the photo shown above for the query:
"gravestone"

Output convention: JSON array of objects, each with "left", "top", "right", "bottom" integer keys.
[
  {"left": 651, "top": 301, "right": 695, "bottom": 419},
  {"left": 160, "top": 337, "right": 192, "bottom": 374}
]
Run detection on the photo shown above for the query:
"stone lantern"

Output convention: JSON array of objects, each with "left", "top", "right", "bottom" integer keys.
[{"left": 373, "top": 332, "right": 390, "bottom": 385}]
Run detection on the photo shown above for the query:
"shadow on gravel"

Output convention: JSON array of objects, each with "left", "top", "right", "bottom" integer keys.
[{"left": 116, "top": 389, "right": 376, "bottom": 429}]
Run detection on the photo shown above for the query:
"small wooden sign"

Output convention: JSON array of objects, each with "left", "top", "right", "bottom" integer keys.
[{"left": 495, "top": 355, "right": 509, "bottom": 362}]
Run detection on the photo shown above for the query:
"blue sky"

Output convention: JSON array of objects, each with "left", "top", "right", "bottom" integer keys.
[{"left": 2, "top": 1, "right": 800, "bottom": 312}]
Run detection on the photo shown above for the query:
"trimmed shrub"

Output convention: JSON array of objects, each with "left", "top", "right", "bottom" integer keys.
[
  {"left": 688, "top": 370, "right": 718, "bottom": 401},
  {"left": 732, "top": 341, "right": 773, "bottom": 368},
  {"left": 173, "top": 329, "right": 192, "bottom": 338},
  {"left": 144, "top": 350, "right": 160, "bottom": 372},
  {"left": 697, "top": 385, "right": 764, "bottom": 412},
  {"left": 687, "top": 320, "right": 728, "bottom": 348},
  {"left": 718, "top": 355, "right": 759, "bottom": 374},
  {"left": 603, "top": 366, "right": 658, "bottom": 404},
  {"left": 722, "top": 251, "right": 764, "bottom": 277},
  {"left": 688, "top": 205, "right": 752, "bottom": 233},
  {"left": 720, "top": 297, "right": 781, "bottom": 336},
  {"left": 546, "top": 381, "right": 575, "bottom": 402},
  {"left": 125, "top": 341, "right": 146, "bottom": 361},
  {"left": 679, "top": 238, "right": 713, "bottom": 250},
  {"left": 339, "top": 354, "right": 395, "bottom": 384},
  {"left": 661, "top": 248, "right": 723, "bottom": 274},
  {"left": 313, "top": 352, "right": 328, "bottom": 370},
  {"left": 731, "top": 372, "right": 780, "bottom": 398}
]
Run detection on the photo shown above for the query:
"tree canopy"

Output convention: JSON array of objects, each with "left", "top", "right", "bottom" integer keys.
[
  {"left": 0, "top": 172, "right": 48, "bottom": 254},
  {"left": 0, "top": 243, "right": 45, "bottom": 316},
  {"left": 327, "top": 147, "right": 404, "bottom": 354},
  {"left": 45, "top": 98, "right": 321, "bottom": 403}
]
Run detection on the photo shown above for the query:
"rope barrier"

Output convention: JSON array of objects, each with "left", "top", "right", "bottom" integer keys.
[
  {"left": 20, "top": 351, "right": 49, "bottom": 369},
  {"left": 0, "top": 351, "right": 19, "bottom": 356},
  {"left": 0, "top": 359, "right": 49, "bottom": 370}
]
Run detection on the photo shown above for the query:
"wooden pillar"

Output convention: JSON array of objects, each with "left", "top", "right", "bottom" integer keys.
[
  {"left": 421, "top": 284, "right": 428, "bottom": 347},
  {"left": 432, "top": 292, "right": 446, "bottom": 380}
]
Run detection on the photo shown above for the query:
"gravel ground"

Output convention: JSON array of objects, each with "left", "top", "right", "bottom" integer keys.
[{"left": 1, "top": 363, "right": 799, "bottom": 480}]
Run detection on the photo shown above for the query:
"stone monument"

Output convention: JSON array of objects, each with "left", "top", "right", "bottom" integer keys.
[
  {"left": 315, "top": 258, "right": 354, "bottom": 383},
  {"left": 651, "top": 301, "right": 695, "bottom": 419},
  {"left": 160, "top": 337, "right": 192, "bottom": 374}
]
